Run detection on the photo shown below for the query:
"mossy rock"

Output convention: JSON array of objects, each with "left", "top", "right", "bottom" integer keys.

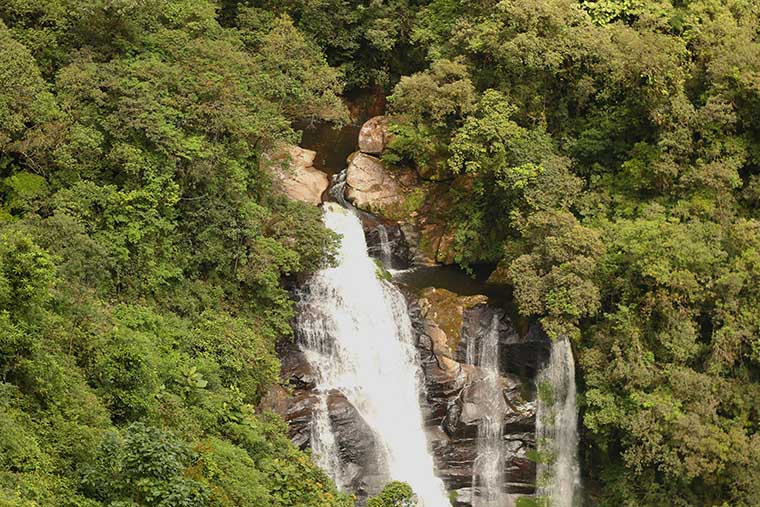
[
  {"left": 374, "top": 259, "right": 392, "bottom": 281},
  {"left": 516, "top": 497, "right": 548, "bottom": 507},
  {"left": 420, "top": 287, "right": 487, "bottom": 353},
  {"left": 370, "top": 174, "right": 430, "bottom": 223}
]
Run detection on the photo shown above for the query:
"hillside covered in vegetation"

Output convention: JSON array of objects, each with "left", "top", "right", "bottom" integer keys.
[{"left": 1, "top": 1, "right": 759, "bottom": 506}]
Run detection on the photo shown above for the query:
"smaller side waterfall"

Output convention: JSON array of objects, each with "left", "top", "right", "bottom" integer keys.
[
  {"left": 372, "top": 225, "right": 393, "bottom": 266},
  {"left": 468, "top": 315, "right": 507, "bottom": 507},
  {"left": 535, "top": 338, "right": 581, "bottom": 507}
]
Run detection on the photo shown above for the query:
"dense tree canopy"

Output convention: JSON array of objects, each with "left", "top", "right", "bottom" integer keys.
[
  {"left": 371, "top": 0, "right": 760, "bottom": 505},
  {"left": 1, "top": 0, "right": 759, "bottom": 506},
  {"left": 0, "top": 1, "right": 352, "bottom": 506}
]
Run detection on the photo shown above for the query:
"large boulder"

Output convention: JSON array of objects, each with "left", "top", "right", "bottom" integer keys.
[
  {"left": 325, "top": 390, "right": 388, "bottom": 497},
  {"left": 266, "top": 145, "right": 329, "bottom": 205},
  {"left": 345, "top": 152, "right": 403, "bottom": 212},
  {"left": 358, "top": 115, "right": 390, "bottom": 155}
]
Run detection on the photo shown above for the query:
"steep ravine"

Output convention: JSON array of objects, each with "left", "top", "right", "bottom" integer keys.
[
  {"left": 261, "top": 115, "right": 577, "bottom": 506},
  {"left": 268, "top": 240, "right": 553, "bottom": 505}
]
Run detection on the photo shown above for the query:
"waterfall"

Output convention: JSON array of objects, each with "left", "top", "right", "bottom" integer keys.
[
  {"left": 329, "top": 169, "right": 351, "bottom": 208},
  {"left": 467, "top": 315, "right": 506, "bottom": 507},
  {"left": 296, "top": 203, "right": 450, "bottom": 507},
  {"left": 311, "top": 392, "right": 348, "bottom": 489},
  {"left": 535, "top": 338, "right": 581, "bottom": 507},
  {"left": 373, "top": 225, "right": 393, "bottom": 266}
]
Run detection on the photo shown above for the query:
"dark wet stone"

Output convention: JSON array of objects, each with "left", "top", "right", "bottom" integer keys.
[
  {"left": 326, "top": 391, "right": 388, "bottom": 499},
  {"left": 365, "top": 221, "right": 412, "bottom": 269},
  {"left": 458, "top": 304, "right": 551, "bottom": 379}
]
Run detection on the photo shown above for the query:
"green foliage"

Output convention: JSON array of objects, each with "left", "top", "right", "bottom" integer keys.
[
  {"left": 375, "top": 260, "right": 393, "bottom": 282},
  {"left": 516, "top": 497, "right": 549, "bottom": 507},
  {"left": 3, "top": 0, "right": 760, "bottom": 506},
  {"left": 0, "top": 2, "right": 347, "bottom": 506},
  {"left": 82, "top": 423, "right": 210, "bottom": 506},
  {"left": 448, "top": 89, "right": 522, "bottom": 176},
  {"left": 249, "top": 0, "right": 426, "bottom": 89},
  {"left": 581, "top": 0, "right": 646, "bottom": 25},
  {"left": 367, "top": 481, "right": 417, "bottom": 507},
  {"left": 381, "top": 0, "right": 760, "bottom": 504},
  {"left": 385, "top": 58, "right": 476, "bottom": 180},
  {"left": 389, "top": 59, "right": 475, "bottom": 128},
  {"left": 0, "top": 21, "right": 55, "bottom": 150},
  {"left": 0, "top": 230, "right": 55, "bottom": 317},
  {"left": 402, "top": 188, "right": 426, "bottom": 214},
  {"left": 504, "top": 211, "right": 603, "bottom": 339},
  {"left": 249, "top": 13, "right": 348, "bottom": 124}
]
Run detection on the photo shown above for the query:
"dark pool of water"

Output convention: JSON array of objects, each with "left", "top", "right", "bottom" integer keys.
[
  {"left": 393, "top": 264, "right": 514, "bottom": 306},
  {"left": 297, "top": 121, "right": 362, "bottom": 176},
  {"left": 295, "top": 89, "right": 385, "bottom": 176}
]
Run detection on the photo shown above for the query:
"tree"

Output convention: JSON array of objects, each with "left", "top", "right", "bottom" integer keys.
[{"left": 367, "top": 482, "right": 417, "bottom": 507}]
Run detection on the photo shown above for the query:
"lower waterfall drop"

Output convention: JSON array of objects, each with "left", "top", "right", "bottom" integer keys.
[
  {"left": 535, "top": 338, "right": 581, "bottom": 507},
  {"left": 296, "top": 203, "right": 450, "bottom": 507},
  {"left": 310, "top": 392, "right": 347, "bottom": 489},
  {"left": 468, "top": 315, "right": 506, "bottom": 507}
]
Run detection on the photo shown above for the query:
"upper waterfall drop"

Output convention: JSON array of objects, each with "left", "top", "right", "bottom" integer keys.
[
  {"left": 535, "top": 338, "right": 582, "bottom": 507},
  {"left": 296, "top": 202, "right": 450, "bottom": 507}
]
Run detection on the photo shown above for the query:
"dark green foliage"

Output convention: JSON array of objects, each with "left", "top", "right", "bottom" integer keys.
[
  {"left": 0, "top": 2, "right": 348, "bottom": 506},
  {"left": 367, "top": 481, "right": 416, "bottom": 507},
  {"left": 3, "top": 0, "right": 760, "bottom": 506},
  {"left": 81, "top": 423, "right": 210, "bottom": 506},
  {"left": 246, "top": 0, "right": 428, "bottom": 90},
  {"left": 381, "top": 0, "right": 760, "bottom": 504}
]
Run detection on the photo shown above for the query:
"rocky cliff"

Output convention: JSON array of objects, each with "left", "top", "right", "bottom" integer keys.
[
  {"left": 268, "top": 281, "right": 550, "bottom": 505},
  {"left": 411, "top": 290, "right": 550, "bottom": 505},
  {"left": 262, "top": 116, "right": 552, "bottom": 505}
]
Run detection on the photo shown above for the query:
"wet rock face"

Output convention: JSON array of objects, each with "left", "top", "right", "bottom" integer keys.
[
  {"left": 273, "top": 340, "right": 387, "bottom": 503},
  {"left": 364, "top": 222, "right": 412, "bottom": 270},
  {"left": 273, "top": 291, "right": 549, "bottom": 506},
  {"left": 459, "top": 305, "right": 551, "bottom": 379},
  {"left": 326, "top": 391, "right": 388, "bottom": 497},
  {"left": 410, "top": 297, "right": 548, "bottom": 504}
]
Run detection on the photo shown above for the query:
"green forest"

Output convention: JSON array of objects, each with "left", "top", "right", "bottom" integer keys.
[{"left": 0, "top": 0, "right": 759, "bottom": 506}]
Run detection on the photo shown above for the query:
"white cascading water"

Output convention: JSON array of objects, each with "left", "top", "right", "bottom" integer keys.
[
  {"left": 374, "top": 224, "right": 393, "bottom": 266},
  {"left": 467, "top": 315, "right": 507, "bottom": 507},
  {"left": 311, "top": 392, "right": 348, "bottom": 488},
  {"left": 297, "top": 203, "right": 450, "bottom": 507},
  {"left": 535, "top": 338, "right": 581, "bottom": 507}
]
